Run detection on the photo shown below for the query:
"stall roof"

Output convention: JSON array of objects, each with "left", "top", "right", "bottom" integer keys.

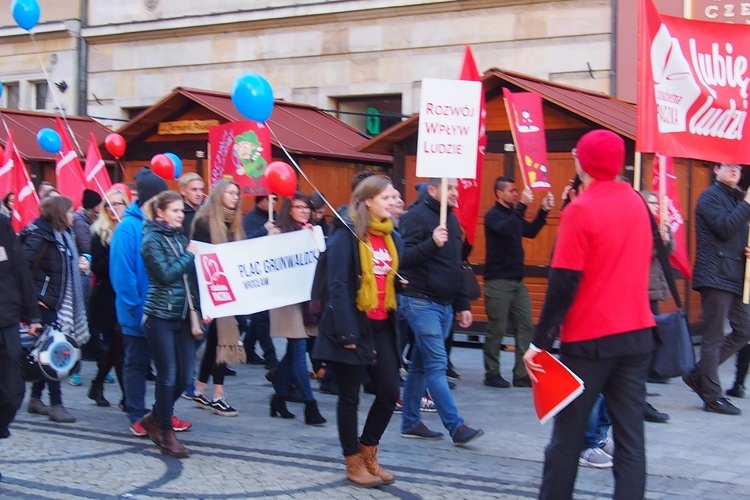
[
  {"left": 0, "top": 110, "right": 113, "bottom": 162},
  {"left": 117, "top": 87, "right": 392, "bottom": 165},
  {"left": 359, "top": 68, "right": 636, "bottom": 155}
]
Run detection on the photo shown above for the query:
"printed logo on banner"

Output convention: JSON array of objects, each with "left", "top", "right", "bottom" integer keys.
[{"left": 200, "top": 254, "right": 237, "bottom": 306}]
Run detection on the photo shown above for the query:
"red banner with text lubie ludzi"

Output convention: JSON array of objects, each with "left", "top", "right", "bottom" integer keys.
[
  {"left": 209, "top": 121, "right": 271, "bottom": 195},
  {"left": 637, "top": 0, "right": 750, "bottom": 163},
  {"left": 503, "top": 88, "right": 551, "bottom": 190}
]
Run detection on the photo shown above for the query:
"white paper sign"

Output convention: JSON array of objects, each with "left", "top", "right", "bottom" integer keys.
[
  {"left": 416, "top": 78, "right": 481, "bottom": 179},
  {"left": 193, "top": 226, "right": 325, "bottom": 319}
]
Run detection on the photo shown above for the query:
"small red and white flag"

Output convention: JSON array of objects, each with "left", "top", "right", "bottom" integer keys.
[
  {"left": 0, "top": 131, "right": 15, "bottom": 198},
  {"left": 55, "top": 117, "right": 86, "bottom": 209},
  {"left": 455, "top": 44, "right": 486, "bottom": 246},
  {"left": 83, "top": 133, "right": 112, "bottom": 196},
  {"left": 652, "top": 154, "right": 692, "bottom": 280},
  {"left": 10, "top": 142, "right": 39, "bottom": 232}
]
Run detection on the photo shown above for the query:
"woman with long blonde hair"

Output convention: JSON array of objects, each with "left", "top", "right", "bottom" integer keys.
[
  {"left": 88, "top": 188, "right": 130, "bottom": 407},
  {"left": 190, "top": 179, "right": 246, "bottom": 416}
]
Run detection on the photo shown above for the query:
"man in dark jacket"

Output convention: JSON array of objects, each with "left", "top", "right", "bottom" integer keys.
[
  {"left": 398, "top": 178, "right": 483, "bottom": 446},
  {"left": 483, "top": 176, "right": 553, "bottom": 388},
  {"left": 683, "top": 162, "right": 750, "bottom": 415},
  {"left": 72, "top": 189, "right": 102, "bottom": 254},
  {"left": 0, "top": 214, "right": 41, "bottom": 458},
  {"left": 178, "top": 173, "right": 204, "bottom": 238}
]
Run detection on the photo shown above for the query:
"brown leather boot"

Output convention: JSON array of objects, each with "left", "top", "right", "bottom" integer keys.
[
  {"left": 160, "top": 430, "right": 190, "bottom": 458},
  {"left": 359, "top": 443, "right": 395, "bottom": 484},
  {"left": 139, "top": 412, "right": 162, "bottom": 447},
  {"left": 344, "top": 453, "right": 383, "bottom": 488}
]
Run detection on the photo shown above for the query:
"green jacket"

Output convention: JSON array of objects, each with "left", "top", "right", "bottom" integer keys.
[{"left": 141, "top": 220, "right": 199, "bottom": 321}]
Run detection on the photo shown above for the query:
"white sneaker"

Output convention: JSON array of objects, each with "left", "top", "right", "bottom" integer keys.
[
  {"left": 420, "top": 395, "right": 437, "bottom": 412},
  {"left": 599, "top": 437, "right": 615, "bottom": 458},
  {"left": 579, "top": 447, "right": 613, "bottom": 469}
]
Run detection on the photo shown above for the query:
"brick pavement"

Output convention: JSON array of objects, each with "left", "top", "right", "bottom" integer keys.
[{"left": 1, "top": 346, "right": 749, "bottom": 499}]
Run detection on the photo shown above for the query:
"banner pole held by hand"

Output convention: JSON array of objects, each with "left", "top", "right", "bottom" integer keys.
[
  {"left": 268, "top": 195, "right": 274, "bottom": 223},
  {"left": 744, "top": 228, "right": 750, "bottom": 304},
  {"left": 440, "top": 177, "right": 448, "bottom": 227}
]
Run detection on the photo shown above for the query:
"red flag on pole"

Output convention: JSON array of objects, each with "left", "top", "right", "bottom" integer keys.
[
  {"left": 0, "top": 131, "right": 15, "bottom": 197},
  {"left": 652, "top": 154, "right": 692, "bottom": 280},
  {"left": 54, "top": 117, "right": 86, "bottom": 209},
  {"left": 455, "top": 44, "right": 486, "bottom": 246},
  {"left": 503, "top": 89, "right": 552, "bottom": 190},
  {"left": 83, "top": 133, "right": 112, "bottom": 196},
  {"left": 10, "top": 143, "right": 39, "bottom": 232}
]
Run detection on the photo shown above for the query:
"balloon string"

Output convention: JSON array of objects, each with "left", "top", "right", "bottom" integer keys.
[
  {"left": 28, "top": 33, "right": 85, "bottom": 157},
  {"left": 266, "top": 122, "right": 405, "bottom": 282}
]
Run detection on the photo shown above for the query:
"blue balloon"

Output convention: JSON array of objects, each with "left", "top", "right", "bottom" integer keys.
[
  {"left": 11, "top": 0, "right": 40, "bottom": 31},
  {"left": 231, "top": 73, "right": 274, "bottom": 123},
  {"left": 165, "top": 153, "right": 183, "bottom": 179},
  {"left": 37, "top": 128, "right": 61, "bottom": 154},
  {"left": 0, "top": 82, "right": 3, "bottom": 99}
]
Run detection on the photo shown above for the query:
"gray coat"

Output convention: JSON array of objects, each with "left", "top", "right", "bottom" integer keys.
[{"left": 649, "top": 225, "right": 674, "bottom": 302}]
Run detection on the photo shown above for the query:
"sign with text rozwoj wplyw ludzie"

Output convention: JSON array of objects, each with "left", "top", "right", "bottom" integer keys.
[{"left": 193, "top": 226, "right": 326, "bottom": 319}]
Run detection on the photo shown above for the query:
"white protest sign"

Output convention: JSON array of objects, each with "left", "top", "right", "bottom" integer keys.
[
  {"left": 416, "top": 78, "right": 481, "bottom": 179},
  {"left": 193, "top": 226, "right": 325, "bottom": 319}
]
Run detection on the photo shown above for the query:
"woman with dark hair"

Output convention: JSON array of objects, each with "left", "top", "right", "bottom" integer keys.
[
  {"left": 269, "top": 191, "right": 326, "bottom": 426},
  {"left": 139, "top": 191, "right": 200, "bottom": 458},
  {"left": 0, "top": 192, "right": 14, "bottom": 218},
  {"left": 190, "top": 179, "right": 246, "bottom": 416},
  {"left": 87, "top": 188, "right": 130, "bottom": 407},
  {"left": 314, "top": 176, "right": 402, "bottom": 487},
  {"left": 21, "top": 195, "right": 91, "bottom": 423}
]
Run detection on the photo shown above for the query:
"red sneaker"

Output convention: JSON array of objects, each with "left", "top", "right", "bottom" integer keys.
[
  {"left": 172, "top": 415, "right": 192, "bottom": 432},
  {"left": 129, "top": 421, "right": 148, "bottom": 437}
]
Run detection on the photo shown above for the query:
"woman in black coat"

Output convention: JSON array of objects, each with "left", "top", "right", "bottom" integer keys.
[{"left": 313, "top": 176, "right": 403, "bottom": 488}]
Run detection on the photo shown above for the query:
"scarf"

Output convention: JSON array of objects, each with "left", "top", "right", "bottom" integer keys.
[
  {"left": 154, "top": 216, "right": 180, "bottom": 231},
  {"left": 356, "top": 216, "right": 398, "bottom": 313},
  {"left": 62, "top": 230, "right": 91, "bottom": 345},
  {"left": 206, "top": 208, "right": 246, "bottom": 365}
]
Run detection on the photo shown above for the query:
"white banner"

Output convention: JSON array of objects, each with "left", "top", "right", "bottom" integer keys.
[
  {"left": 193, "top": 226, "right": 326, "bottom": 319},
  {"left": 416, "top": 78, "right": 481, "bottom": 179}
]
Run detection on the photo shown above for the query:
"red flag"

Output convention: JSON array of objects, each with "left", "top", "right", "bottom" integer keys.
[
  {"left": 10, "top": 143, "right": 39, "bottom": 232},
  {"left": 531, "top": 350, "right": 584, "bottom": 425},
  {"left": 652, "top": 154, "right": 692, "bottom": 280},
  {"left": 455, "top": 44, "right": 486, "bottom": 246},
  {"left": 83, "top": 133, "right": 112, "bottom": 196},
  {"left": 503, "top": 89, "right": 551, "bottom": 191},
  {"left": 0, "top": 131, "right": 15, "bottom": 197},
  {"left": 55, "top": 117, "right": 86, "bottom": 208}
]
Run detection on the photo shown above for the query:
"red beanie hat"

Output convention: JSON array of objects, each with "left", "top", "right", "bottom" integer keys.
[{"left": 575, "top": 130, "right": 624, "bottom": 181}]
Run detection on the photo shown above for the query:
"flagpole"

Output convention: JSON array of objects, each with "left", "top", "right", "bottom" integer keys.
[
  {"left": 440, "top": 177, "right": 448, "bottom": 227},
  {"left": 503, "top": 96, "right": 527, "bottom": 190},
  {"left": 658, "top": 154, "right": 667, "bottom": 234},
  {"left": 633, "top": 152, "right": 642, "bottom": 191}
]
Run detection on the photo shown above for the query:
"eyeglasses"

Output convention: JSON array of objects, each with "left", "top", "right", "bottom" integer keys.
[
  {"left": 109, "top": 202, "right": 127, "bottom": 208},
  {"left": 292, "top": 205, "right": 311, "bottom": 211}
]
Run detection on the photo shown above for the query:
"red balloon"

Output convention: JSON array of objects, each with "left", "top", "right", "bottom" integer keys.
[
  {"left": 111, "top": 182, "right": 132, "bottom": 202},
  {"left": 105, "top": 133, "right": 126, "bottom": 159},
  {"left": 151, "top": 154, "right": 175, "bottom": 180},
  {"left": 265, "top": 161, "right": 297, "bottom": 197}
]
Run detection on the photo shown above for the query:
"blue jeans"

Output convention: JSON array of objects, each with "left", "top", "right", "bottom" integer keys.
[
  {"left": 274, "top": 338, "right": 314, "bottom": 402},
  {"left": 143, "top": 316, "right": 194, "bottom": 431},
  {"left": 122, "top": 334, "right": 151, "bottom": 424},
  {"left": 399, "top": 295, "right": 463, "bottom": 435},
  {"left": 583, "top": 394, "right": 611, "bottom": 449}
]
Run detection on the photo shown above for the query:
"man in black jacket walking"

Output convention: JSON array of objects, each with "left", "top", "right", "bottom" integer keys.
[
  {"left": 684, "top": 163, "right": 750, "bottom": 415},
  {"left": 0, "top": 214, "right": 42, "bottom": 477},
  {"left": 483, "top": 176, "right": 553, "bottom": 388},
  {"left": 398, "top": 178, "right": 483, "bottom": 446}
]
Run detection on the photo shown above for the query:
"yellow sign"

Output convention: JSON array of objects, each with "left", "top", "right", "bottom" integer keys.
[{"left": 157, "top": 120, "right": 219, "bottom": 135}]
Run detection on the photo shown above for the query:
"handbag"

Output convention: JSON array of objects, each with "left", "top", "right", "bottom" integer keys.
[
  {"left": 163, "top": 236, "right": 204, "bottom": 341},
  {"left": 649, "top": 310, "right": 695, "bottom": 379},
  {"left": 462, "top": 263, "right": 481, "bottom": 302}
]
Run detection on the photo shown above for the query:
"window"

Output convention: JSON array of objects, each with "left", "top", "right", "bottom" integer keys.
[
  {"left": 334, "top": 95, "right": 404, "bottom": 136},
  {"left": 34, "top": 82, "right": 48, "bottom": 110},
  {"left": 3, "top": 82, "right": 19, "bottom": 109}
]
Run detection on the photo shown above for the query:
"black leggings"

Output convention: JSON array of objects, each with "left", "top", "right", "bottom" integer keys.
[
  {"left": 198, "top": 321, "right": 226, "bottom": 386},
  {"left": 93, "top": 325, "right": 123, "bottom": 391},
  {"left": 332, "top": 320, "right": 400, "bottom": 457}
]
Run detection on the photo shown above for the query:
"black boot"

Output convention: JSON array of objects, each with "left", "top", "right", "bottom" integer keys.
[
  {"left": 88, "top": 382, "right": 110, "bottom": 407},
  {"left": 728, "top": 345, "right": 750, "bottom": 398},
  {"left": 270, "top": 395, "right": 295, "bottom": 419},
  {"left": 304, "top": 400, "right": 326, "bottom": 426}
]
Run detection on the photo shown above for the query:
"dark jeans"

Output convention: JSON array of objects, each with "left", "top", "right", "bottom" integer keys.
[
  {"left": 332, "top": 320, "right": 400, "bottom": 456},
  {"left": 122, "top": 334, "right": 151, "bottom": 423},
  {"left": 143, "top": 316, "right": 194, "bottom": 431},
  {"left": 244, "top": 311, "right": 277, "bottom": 366},
  {"left": 540, "top": 351, "right": 651, "bottom": 500},
  {"left": 198, "top": 321, "right": 226, "bottom": 386},
  {"left": 697, "top": 288, "right": 750, "bottom": 402},
  {"left": 93, "top": 325, "right": 123, "bottom": 391},
  {"left": 0, "top": 324, "right": 25, "bottom": 437},
  {"left": 274, "top": 338, "right": 314, "bottom": 402}
]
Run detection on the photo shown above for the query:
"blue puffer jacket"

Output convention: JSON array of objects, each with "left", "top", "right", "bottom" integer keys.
[
  {"left": 110, "top": 203, "right": 150, "bottom": 337},
  {"left": 141, "top": 219, "right": 199, "bottom": 321},
  {"left": 693, "top": 181, "right": 750, "bottom": 295}
]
